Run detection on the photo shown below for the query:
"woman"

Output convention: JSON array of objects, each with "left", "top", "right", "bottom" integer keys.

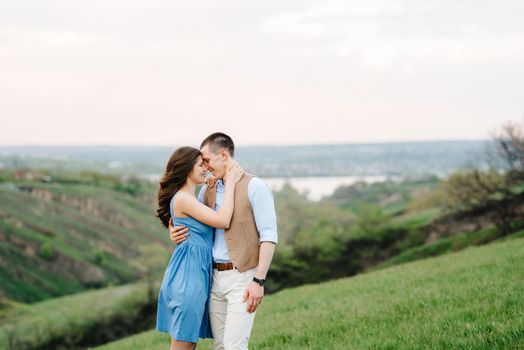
[{"left": 155, "top": 146, "right": 243, "bottom": 350}]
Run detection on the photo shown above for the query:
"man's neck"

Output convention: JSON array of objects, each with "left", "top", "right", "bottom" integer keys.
[{"left": 220, "top": 159, "right": 236, "bottom": 184}]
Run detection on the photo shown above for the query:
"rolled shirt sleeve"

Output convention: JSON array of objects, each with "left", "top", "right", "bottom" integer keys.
[{"left": 248, "top": 177, "right": 278, "bottom": 244}]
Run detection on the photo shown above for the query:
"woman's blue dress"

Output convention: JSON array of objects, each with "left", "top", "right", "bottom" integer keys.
[{"left": 156, "top": 195, "right": 214, "bottom": 342}]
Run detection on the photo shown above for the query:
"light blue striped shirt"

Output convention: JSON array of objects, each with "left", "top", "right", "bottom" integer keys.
[{"left": 198, "top": 177, "right": 278, "bottom": 263}]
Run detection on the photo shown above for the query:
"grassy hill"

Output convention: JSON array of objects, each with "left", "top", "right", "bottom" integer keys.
[
  {"left": 2, "top": 170, "right": 522, "bottom": 349},
  {"left": 0, "top": 281, "right": 155, "bottom": 350},
  {"left": 0, "top": 180, "right": 171, "bottom": 302},
  {"left": 0, "top": 173, "right": 441, "bottom": 303},
  {"left": 93, "top": 235, "right": 524, "bottom": 350},
  {"left": 0, "top": 173, "right": 445, "bottom": 303}
]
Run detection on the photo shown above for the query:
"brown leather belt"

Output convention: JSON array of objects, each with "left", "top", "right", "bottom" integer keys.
[{"left": 212, "top": 262, "right": 237, "bottom": 271}]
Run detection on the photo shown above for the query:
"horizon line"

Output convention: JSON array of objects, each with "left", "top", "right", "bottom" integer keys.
[{"left": 0, "top": 138, "right": 491, "bottom": 148}]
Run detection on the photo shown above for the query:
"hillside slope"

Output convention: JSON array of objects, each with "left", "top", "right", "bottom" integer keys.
[
  {"left": 0, "top": 181, "right": 170, "bottom": 302},
  {"left": 95, "top": 235, "right": 524, "bottom": 350}
]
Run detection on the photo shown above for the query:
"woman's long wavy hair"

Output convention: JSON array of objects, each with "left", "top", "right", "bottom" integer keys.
[{"left": 156, "top": 146, "right": 201, "bottom": 228}]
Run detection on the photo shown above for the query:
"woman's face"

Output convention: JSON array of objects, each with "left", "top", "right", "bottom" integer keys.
[{"left": 188, "top": 155, "right": 208, "bottom": 184}]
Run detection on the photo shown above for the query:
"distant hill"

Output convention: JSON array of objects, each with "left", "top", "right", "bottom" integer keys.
[
  {"left": 0, "top": 180, "right": 170, "bottom": 303},
  {"left": 0, "top": 140, "right": 493, "bottom": 178}
]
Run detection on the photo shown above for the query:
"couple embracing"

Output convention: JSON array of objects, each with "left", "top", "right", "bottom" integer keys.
[{"left": 155, "top": 132, "right": 278, "bottom": 350}]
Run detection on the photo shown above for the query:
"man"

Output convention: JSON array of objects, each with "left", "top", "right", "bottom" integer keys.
[{"left": 169, "top": 132, "right": 278, "bottom": 350}]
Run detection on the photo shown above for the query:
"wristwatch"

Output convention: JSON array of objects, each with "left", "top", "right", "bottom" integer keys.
[{"left": 253, "top": 277, "right": 265, "bottom": 286}]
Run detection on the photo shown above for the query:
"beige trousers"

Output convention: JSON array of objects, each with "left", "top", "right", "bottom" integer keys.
[{"left": 209, "top": 266, "right": 257, "bottom": 350}]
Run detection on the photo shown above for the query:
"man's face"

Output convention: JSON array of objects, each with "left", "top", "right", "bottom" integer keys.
[{"left": 200, "top": 144, "right": 226, "bottom": 178}]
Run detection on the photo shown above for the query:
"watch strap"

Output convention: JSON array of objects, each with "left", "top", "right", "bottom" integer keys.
[{"left": 253, "top": 277, "right": 265, "bottom": 286}]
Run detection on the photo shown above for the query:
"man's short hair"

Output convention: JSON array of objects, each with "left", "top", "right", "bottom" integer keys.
[{"left": 200, "top": 132, "right": 235, "bottom": 158}]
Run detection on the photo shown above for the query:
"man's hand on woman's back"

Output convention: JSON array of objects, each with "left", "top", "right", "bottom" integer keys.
[{"left": 169, "top": 218, "right": 189, "bottom": 244}]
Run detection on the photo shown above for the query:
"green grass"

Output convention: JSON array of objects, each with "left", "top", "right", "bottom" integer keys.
[
  {"left": 391, "top": 207, "right": 441, "bottom": 228},
  {"left": 0, "top": 281, "right": 155, "bottom": 350},
  {"left": 375, "top": 225, "right": 507, "bottom": 269},
  {"left": 93, "top": 236, "right": 524, "bottom": 350},
  {"left": 0, "top": 182, "right": 171, "bottom": 302}
]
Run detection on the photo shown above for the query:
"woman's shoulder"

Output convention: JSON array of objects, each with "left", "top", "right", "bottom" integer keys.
[
  {"left": 171, "top": 191, "right": 198, "bottom": 211},
  {"left": 172, "top": 191, "right": 195, "bottom": 204}
]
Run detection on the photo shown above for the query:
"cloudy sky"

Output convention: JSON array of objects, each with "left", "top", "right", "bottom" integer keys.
[{"left": 0, "top": 0, "right": 522, "bottom": 146}]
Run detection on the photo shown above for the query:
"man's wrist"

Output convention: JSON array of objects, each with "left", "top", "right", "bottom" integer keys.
[{"left": 253, "top": 276, "right": 265, "bottom": 286}]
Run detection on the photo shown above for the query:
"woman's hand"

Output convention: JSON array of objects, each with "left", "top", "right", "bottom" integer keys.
[
  {"left": 205, "top": 173, "right": 218, "bottom": 188},
  {"left": 225, "top": 162, "right": 244, "bottom": 186}
]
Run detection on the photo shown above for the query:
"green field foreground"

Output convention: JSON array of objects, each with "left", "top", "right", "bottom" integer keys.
[
  {"left": 94, "top": 235, "right": 524, "bottom": 350},
  {"left": 0, "top": 282, "right": 152, "bottom": 349}
]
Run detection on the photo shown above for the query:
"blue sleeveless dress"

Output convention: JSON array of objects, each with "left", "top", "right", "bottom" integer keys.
[{"left": 156, "top": 195, "right": 214, "bottom": 342}]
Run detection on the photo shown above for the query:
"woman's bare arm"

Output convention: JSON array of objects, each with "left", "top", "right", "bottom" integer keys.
[
  {"left": 175, "top": 189, "right": 235, "bottom": 229},
  {"left": 175, "top": 164, "right": 244, "bottom": 229}
]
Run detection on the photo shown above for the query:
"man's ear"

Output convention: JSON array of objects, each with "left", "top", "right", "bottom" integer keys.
[{"left": 219, "top": 148, "right": 229, "bottom": 161}]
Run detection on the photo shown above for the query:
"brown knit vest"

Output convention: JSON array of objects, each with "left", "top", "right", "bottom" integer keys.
[{"left": 203, "top": 173, "right": 260, "bottom": 272}]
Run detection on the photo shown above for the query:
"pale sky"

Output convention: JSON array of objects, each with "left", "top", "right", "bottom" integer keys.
[{"left": 0, "top": 0, "right": 522, "bottom": 146}]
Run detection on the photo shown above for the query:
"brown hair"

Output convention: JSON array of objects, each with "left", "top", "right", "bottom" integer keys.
[
  {"left": 156, "top": 146, "right": 201, "bottom": 228},
  {"left": 200, "top": 132, "right": 235, "bottom": 158}
]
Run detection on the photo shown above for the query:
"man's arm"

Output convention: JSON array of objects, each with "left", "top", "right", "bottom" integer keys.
[
  {"left": 243, "top": 177, "right": 278, "bottom": 313},
  {"left": 254, "top": 242, "right": 276, "bottom": 280},
  {"left": 244, "top": 242, "right": 275, "bottom": 313}
]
